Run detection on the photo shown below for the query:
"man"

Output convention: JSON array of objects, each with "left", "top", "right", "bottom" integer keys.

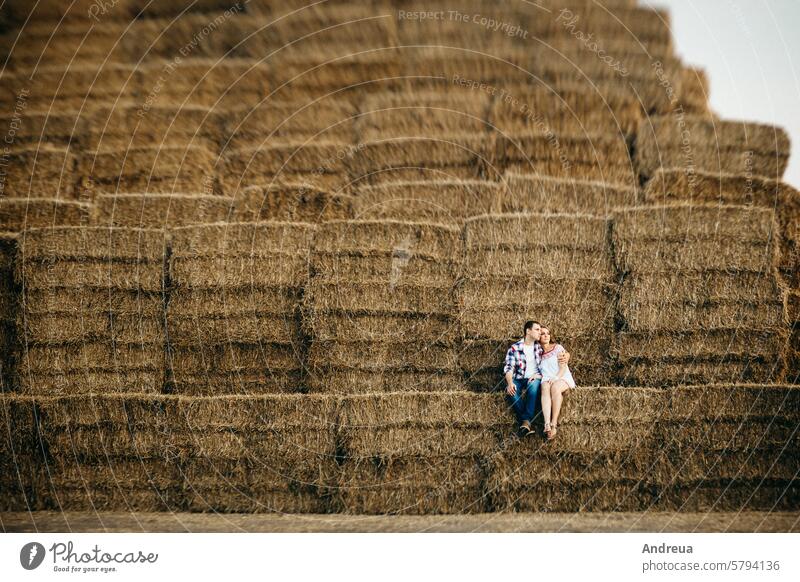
[{"left": 504, "top": 320, "right": 569, "bottom": 436}]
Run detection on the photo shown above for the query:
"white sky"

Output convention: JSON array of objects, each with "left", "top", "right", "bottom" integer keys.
[{"left": 641, "top": 0, "right": 800, "bottom": 188}]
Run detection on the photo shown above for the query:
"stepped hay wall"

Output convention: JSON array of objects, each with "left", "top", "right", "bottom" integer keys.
[{"left": 0, "top": 0, "right": 798, "bottom": 516}]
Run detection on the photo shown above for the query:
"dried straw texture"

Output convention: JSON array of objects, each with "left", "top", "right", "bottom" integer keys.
[
  {"left": 307, "top": 371, "right": 464, "bottom": 394},
  {"left": 0, "top": 145, "right": 77, "bottom": 198},
  {"left": 498, "top": 173, "right": 638, "bottom": 215},
  {"left": 356, "top": 91, "right": 491, "bottom": 140},
  {"left": 17, "top": 369, "right": 162, "bottom": 395},
  {"left": 0, "top": 395, "right": 42, "bottom": 510},
  {"left": 459, "top": 277, "right": 613, "bottom": 311},
  {"left": 169, "top": 341, "right": 303, "bottom": 375},
  {"left": 464, "top": 213, "right": 609, "bottom": 250},
  {"left": 221, "top": 142, "right": 350, "bottom": 194},
  {"left": 21, "top": 288, "right": 164, "bottom": 316},
  {"left": 620, "top": 271, "right": 781, "bottom": 305},
  {"left": 492, "top": 481, "right": 657, "bottom": 512},
  {"left": 0, "top": 198, "right": 91, "bottom": 232},
  {"left": 353, "top": 180, "right": 501, "bottom": 223},
  {"left": 307, "top": 313, "right": 458, "bottom": 345},
  {"left": 619, "top": 360, "right": 781, "bottom": 387},
  {"left": 222, "top": 100, "right": 357, "bottom": 148},
  {"left": 167, "top": 313, "right": 302, "bottom": 346},
  {"left": 18, "top": 342, "right": 164, "bottom": 373},
  {"left": 654, "top": 480, "right": 799, "bottom": 511},
  {"left": 460, "top": 304, "right": 613, "bottom": 340},
  {"left": 170, "top": 222, "right": 316, "bottom": 259},
  {"left": 169, "top": 371, "right": 304, "bottom": 396},
  {"left": 635, "top": 116, "right": 790, "bottom": 179},
  {"left": 663, "top": 384, "right": 800, "bottom": 421},
  {"left": 619, "top": 301, "right": 784, "bottom": 333},
  {"left": 311, "top": 251, "right": 459, "bottom": 286},
  {"left": 17, "top": 260, "right": 165, "bottom": 291},
  {"left": 305, "top": 281, "right": 456, "bottom": 316},
  {"left": 678, "top": 67, "right": 710, "bottom": 113},
  {"left": 313, "top": 219, "right": 460, "bottom": 258},
  {"left": 80, "top": 145, "right": 220, "bottom": 195},
  {"left": 171, "top": 256, "right": 309, "bottom": 289},
  {"left": 168, "top": 288, "right": 300, "bottom": 318},
  {"left": 92, "top": 194, "right": 232, "bottom": 228},
  {"left": 613, "top": 330, "right": 785, "bottom": 362},
  {"left": 17, "top": 226, "right": 167, "bottom": 261},
  {"left": 309, "top": 341, "right": 459, "bottom": 372},
  {"left": 643, "top": 168, "right": 800, "bottom": 285},
  {"left": 229, "top": 183, "right": 353, "bottom": 223}
]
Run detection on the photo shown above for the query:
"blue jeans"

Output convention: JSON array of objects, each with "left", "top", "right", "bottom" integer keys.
[{"left": 506, "top": 377, "right": 541, "bottom": 425}]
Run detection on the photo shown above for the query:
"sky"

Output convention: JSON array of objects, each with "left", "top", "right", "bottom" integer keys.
[{"left": 641, "top": 0, "right": 800, "bottom": 188}]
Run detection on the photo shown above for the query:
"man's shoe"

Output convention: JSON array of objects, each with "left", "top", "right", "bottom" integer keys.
[{"left": 519, "top": 420, "right": 532, "bottom": 436}]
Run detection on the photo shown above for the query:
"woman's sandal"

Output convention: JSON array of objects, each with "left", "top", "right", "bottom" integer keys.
[
  {"left": 548, "top": 423, "right": 558, "bottom": 441},
  {"left": 543, "top": 422, "right": 552, "bottom": 439}
]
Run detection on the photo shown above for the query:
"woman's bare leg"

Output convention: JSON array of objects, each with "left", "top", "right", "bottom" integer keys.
[
  {"left": 541, "top": 381, "right": 553, "bottom": 434},
  {"left": 550, "top": 380, "right": 571, "bottom": 436}
]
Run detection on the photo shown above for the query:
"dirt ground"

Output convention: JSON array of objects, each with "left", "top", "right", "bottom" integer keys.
[{"left": 2, "top": 511, "right": 798, "bottom": 533}]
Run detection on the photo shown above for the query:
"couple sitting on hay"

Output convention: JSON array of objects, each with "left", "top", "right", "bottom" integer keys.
[{"left": 504, "top": 320, "right": 575, "bottom": 440}]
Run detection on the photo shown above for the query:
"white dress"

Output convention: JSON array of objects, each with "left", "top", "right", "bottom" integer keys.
[{"left": 539, "top": 344, "right": 576, "bottom": 389}]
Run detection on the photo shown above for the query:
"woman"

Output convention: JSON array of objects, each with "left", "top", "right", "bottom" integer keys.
[{"left": 539, "top": 326, "right": 576, "bottom": 440}]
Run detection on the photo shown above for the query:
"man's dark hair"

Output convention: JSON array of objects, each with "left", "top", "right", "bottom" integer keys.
[{"left": 523, "top": 320, "right": 540, "bottom": 335}]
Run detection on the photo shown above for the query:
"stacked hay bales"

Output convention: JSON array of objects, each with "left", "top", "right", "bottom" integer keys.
[
  {"left": 0, "top": 145, "right": 78, "bottom": 198},
  {"left": 15, "top": 227, "right": 167, "bottom": 394},
  {"left": 613, "top": 205, "right": 786, "bottom": 386},
  {"left": 79, "top": 145, "right": 221, "bottom": 196},
  {"left": 305, "top": 220, "right": 463, "bottom": 393},
  {"left": 229, "top": 183, "right": 353, "bottom": 224},
  {"left": 0, "top": 395, "right": 42, "bottom": 510},
  {"left": 636, "top": 117, "right": 791, "bottom": 180},
  {"left": 497, "top": 172, "right": 639, "bottom": 215},
  {"left": 171, "top": 394, "right": 339, "bottom": 513},
  {"left": 167, "top": 222, "right": 314, "bottom": 395},
  {"left": 0, "top": 198, "right": 91, "bottom": 232},
  {"left": 0, "top": 234, "right": 18, "bottom": 390},
  {"left": 486, "top": 387, "right": 669, "bottom": 511},
  {"left": 92, "top": 194, "right": 232, "bottom": 228},
  {"left": 35, "top": 395, "right": 183, "bottom": 511},
  {"left": 459, "top": 213, "right": 614, "bottom": 390},
  {"left": 353, "top": 180, "right": 500, "bottom": 224},
  {"left": 656, "top": 385, "right": 800, "bottom": 510},
  {"left": 336, "top": 392, "right": 505, "bottom": 514},
  {"left": 643, "top": 168, "right": 800, "bottom": 289}
]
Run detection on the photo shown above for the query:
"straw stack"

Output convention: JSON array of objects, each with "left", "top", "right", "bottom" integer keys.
[
  {"left": 335, "top": 392, "right": 505, "bottom": 514},
  {"left": 612, "top": 205, "right": 786, "bottom": 386},
  {"left": 92, "top": 193, "right": 232, "bottom": 228},
  {"left": 487, "top": 387, "right": 669, "bottom": 511},
  {"left": 459, "top": 213, "right": 615, "bottom": 390},
  {"left": 0, "top": 198, "right": 91, "bottom": 232},
  {"left": 229, "top": 182, "right": 354, "bottom": 224},
  {"left": 304, "top": 220, "right": 463, "bottom": 393},
  {"left": 636, "top": 117, "right": 791, "bottom": 180},
  {"left": 167, "top": 222, "right": 314, "bottom": 395},
  {"left": 0, "top": 395, "right": 42, "bottom": 510},
  {"left": 0, "top": 145, "right": 78, "bottom": 198},
  {"left": 15, "top": 226, "right": 167, "bottom": 394},
  {"left": 0, "top": 234, "right": 17, "bottom": 390}
]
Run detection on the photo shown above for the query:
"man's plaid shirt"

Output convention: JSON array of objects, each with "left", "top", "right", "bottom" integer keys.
[{"left": 504, "top": 339, "right": 543, "bottom": 380}]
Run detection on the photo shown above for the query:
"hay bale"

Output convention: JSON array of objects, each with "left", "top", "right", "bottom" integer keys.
[
  {"left": 44, "top": 487, "right": 185, "bottom": 512},
  {"left": 170, "top": 343, "right": 303, "bottom": 375},
  {"left": 664, "top": 448, "right": 800, "bottom": 483},
  {"left": 655, "top": 480, "right": 799, "bottom": 512},
  {"left": 612, "top": 204, "right": 775, "bottom": 243},
  {"left": 167, "top": 313, "right": 301, "bottom": 345},
  {"left": 46, "top": 459, "right": 181, "bottom": 489},
  {"left": 17, "top": 370, "right": 162, "bottom": 395},
  {"left": 307, "top": 370, "right": 464, "bottom": 394},
  {"left": 34, "top": 393, "right": 169, "bottom": 429},
  {"left": 349, "top": 165, "right": 490, "bottom": 187},
  {"left": 678, "top": 67, "right": 710, "bottom": 113},
  {"left": 170, "top": 221, "right": 315, "bottom": 258},
  {"left": 614, "top": 331, "right": 785, "bottom": 362},
  {"left": 169, "top": 372, "right": 304, "bottom": 396},
  {"left": 353, "top": 180, "right": 500, "bottom": 223},
  {"left": 0, "top": 198, "right": 91, "bottom": 232},
  {"left": 498, "top": 173, "right": 638, "bottom": 215},
  {"left": 620, "top": 360, "right": 780, "bottom": 387},
  {"left": 617, "top": 240, "right": 775, "bottom": 273},
  {"left": 168, "top": 287, "right": 300, "bottom": 318},
  {"left": 464, "top": 247, "right": 611, "bottom": 279},
  {"left": 460, "top": 304, "right": 613, "bottom": 340},
  {"left": 93, "top": 194, "right": 232, "bottom": 228},
  {"left": 18, "top": 226, "right": 167, "bottom": 261},
  {"left": 464, "top": 213, "right": 609, "bottom": 250},
  {"left": 230, "top": 183, "right": 353, "bottom": 223},
  {"left": 80, "top": 145, "right": 220, "bottom": 195},
  {"left": 0, "top": 145, "right": 77, "bottom": 198},
  {"left": 343, "top": 426, "right": 500, "bottom": 458},
  {"left": 185, "top": 486, "right": 332, "bottom": 513},
  {"left": 619, "top": 300, "right": 784, "bottom": 333},
  {"left": 305, "top": 281, "right": 456, "bottom": 315},
  {"left": 223, "top": 100, "right": 357, "bottom": 147},
  {"left": 313, "top": 219, "right": 460, "bottom": 258},
  {"left": 339, "top": 486, "right": 486, "bottom": 515},
  {"left": 664, "top": 384, "right": 800, "bottom": 421},
  {"left": 308, "top": 312, "right": 457, "bottom": 344},
  {"left": 22, "top": 288, "right": 164, "bottom": 316},
  {"left": 338, "top": 456, "right": 483, "bottom": 489},
  {"left": 20, "top": 309, "right": 164, "bottom": 343},
  {"left": 308, "top": 341, "right": 458, "bottom": 372},
  {"left": 171, "top": 256, "right": 309, "bottom": 289},
  {"left": 17, "top": 259, "right": 165, "bottom": 291},
  {"left": 459, "top": 277, "right": 613, "bottom": 311},
  {"left": 636, "top": 116, "right": 791, "bottom": 179},
  {"left": 620, "top": 271, "right": 781, "bottom": 305},
  {"left": 493, "top": 481, "right": 656, "bottom": 512},
  {"left": 311, "top": 251, "right": 458, "bottom": 286},
  {"left": 18, "top": 342, "right": 164, "bottom": 374}
]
